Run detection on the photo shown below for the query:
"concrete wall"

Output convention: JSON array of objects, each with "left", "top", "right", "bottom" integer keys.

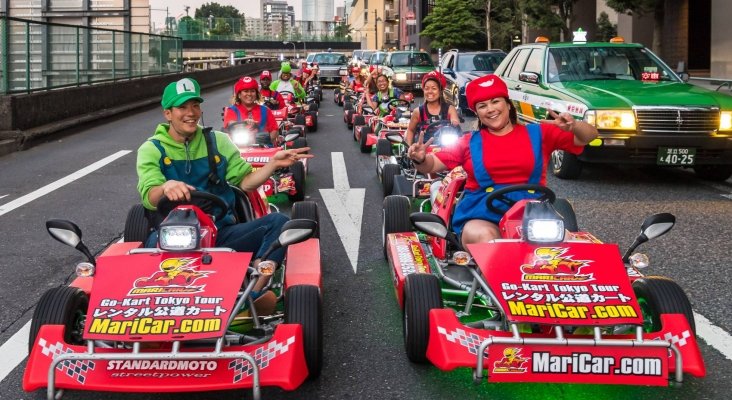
[
  {"left": 711, "top": 0, "right": 732, "bottom": 77},
  {"left": 0, "top": 60, "right": 280, "bottom": 155}
]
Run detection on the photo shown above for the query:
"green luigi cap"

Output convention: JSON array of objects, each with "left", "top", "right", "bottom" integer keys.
[
  {"left": 161, "top": 77, "right": 204, "bottom": 109},
  {"left": 280, "top": 61, "right": 292, "bottom": 74}
]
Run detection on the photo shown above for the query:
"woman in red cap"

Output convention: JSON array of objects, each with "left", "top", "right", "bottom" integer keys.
[
  {"left": 407, "top": 74, "right": 598, "bottom": 246},
  {"left": 404, "top": 70, "right": 460, "bottom": 146},
  {"left": 258, "top": 70, "right": 286, "bottom": 110},
  {"left": 222, "top": 76, "right": 279, "bottom": 147}
]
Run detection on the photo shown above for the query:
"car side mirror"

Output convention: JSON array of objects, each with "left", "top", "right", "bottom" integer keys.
[
  {"left": 519, "top": 72, "right": 540, "bottom": 84},
  {"left": 676, "top": 72, "right": 690, "bottom": 82}
]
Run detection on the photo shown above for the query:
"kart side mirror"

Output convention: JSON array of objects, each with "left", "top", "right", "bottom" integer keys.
[
  {"left": 46, "top": 219, "right": 95, "bottom": 264},
  {"left": 622, "top": 213, "right": 675, "bottom": 262},
  {"left": 259, "top": 218, "right": 318, "bottom": 261},
  {"left": 410, "top": 213, "right": 462, "bottom": 250}
]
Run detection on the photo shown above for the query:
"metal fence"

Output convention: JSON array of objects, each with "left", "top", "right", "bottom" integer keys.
[
  {"left": 1, "top": 16, "right": 183, "bottom": 94},
  {"left": 170, "top": 17, "right": 351, "bottom": 42}
]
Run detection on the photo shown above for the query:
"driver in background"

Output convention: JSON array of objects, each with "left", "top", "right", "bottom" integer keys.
[
  {"left": 365, "top": 73, "right": 408, "bottom": 117},
  {"left": 270, "top": 61, "right": 306, "bottom": 103},
  {"left": 258, "top": 70, "right": 285, "bottom": 110},
  {"left": 407, "top": 74, "right": 597, "bottom": 247},
  {"left": 222, "top": 76, "right": 280, "bottom": 147},
  {"left": 136, "top": 77, "right": 313, "bottom": 307},
  {"left": 404, "top": 70, "right": 460, "bottom": 146}
]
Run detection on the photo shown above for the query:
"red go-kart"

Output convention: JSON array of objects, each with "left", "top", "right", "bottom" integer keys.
[
  {"left": 272, "top": 91, "right": 318, "bottom": 133},
  {"left": 24, "top": 192, "right": 323, "bottom": 399},
  {"left": 382, "top": 182, "right": 705, "bottom": 387},
  {"left": 354, "top": 97, "right": 413, "bottom": 154}
]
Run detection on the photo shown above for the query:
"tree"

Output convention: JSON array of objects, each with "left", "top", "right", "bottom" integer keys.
[
  {"left": 488, "top": 0, "right": 524, "bottom": 50},
  {"left": 334, "top": 22, "right": 353, "bottom": 41},
  {"left": 520, "top": 0, "right": 580, "bottom": 41},
  {"left": 595, "top": 11, "right": 617, "bottom": 41},
  {"left": 606, "top": 0, "right": 663, "bottom": 54},
  {"left": 421, "top": 0, "right": 483, "bottom": 49},
  {"left": 194, "top": 2, "right": 243, "bottom": 19}
]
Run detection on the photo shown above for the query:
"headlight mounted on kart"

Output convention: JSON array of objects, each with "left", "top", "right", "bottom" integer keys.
[
  {"left": 438, "top": 132, "right": 460, "bottom": 146},
  {"left": 229, "top": 125, "right": 255, "bottom": 146},
  {"left": 159, "top": 225, "right": 200, "bottom": 251},
  {"left": 584, "top": 110, "right": 636, "bottom": 130},
  {"left": 522, "top": 201, "right": 565, "bottom": 244}
]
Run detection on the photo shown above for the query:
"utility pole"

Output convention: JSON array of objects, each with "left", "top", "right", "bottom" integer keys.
[{"left": 373, "top": 9, "right": 379, "bottom": 50}]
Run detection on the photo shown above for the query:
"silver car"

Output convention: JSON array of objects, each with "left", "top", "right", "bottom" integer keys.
[{"left": 310, "top": 52, "right": 348, "bottom": 86}]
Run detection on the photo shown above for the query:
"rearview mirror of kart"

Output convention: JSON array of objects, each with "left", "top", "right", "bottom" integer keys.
[
  {"left": 410, "top": 212, "right": 448, "bottom": 239},
  {"left": 285, "top": 132, "right": 300, "bottom": 142},
  {"left": 278, "top": 218, "right": 318, "bottom": 247},
  {"left": 623, "top": 212, "right": 676, "bottom": 262},
  {"left": 46, "top": 219, "right": 95, "bottom": 263}
]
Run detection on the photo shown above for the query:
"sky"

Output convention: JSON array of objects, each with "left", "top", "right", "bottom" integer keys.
[{"left": 149, "top": 0, "right": 340, "bottom": 31}]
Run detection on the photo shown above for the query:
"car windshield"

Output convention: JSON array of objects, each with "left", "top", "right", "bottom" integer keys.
[
  {"left": 546, "top": 46, "right": 679, "bottom": 83},
  {"left": 361, "top": 51, "right": 375, "bottom": 61},
  {"left": 313, "top": 53, "right": 348, "bottom": 65},
  {"left": 458, "top": 53, "right": 505, "bottom": 72},
  {"left": 306, "top": 54, "right": 315, "bottom": 63},
  {"left": 369, "top": 52, "right": 386, "bottom": 65},
  {"left": 389, "top": 52, "right": 434, "bottom": 67}
]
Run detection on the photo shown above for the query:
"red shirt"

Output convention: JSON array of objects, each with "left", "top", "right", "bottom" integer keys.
[
  {"left": 222, "top": 104, "right": 279, "bottom": 132},
  {"left": 434, "top": 123, "right": 584, "bottom": 190}
]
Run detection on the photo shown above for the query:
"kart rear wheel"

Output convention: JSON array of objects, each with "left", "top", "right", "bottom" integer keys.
[
  {"left": 291, "top": 200, "right": 320, "bottom": 239},
  {"left": 359, "top": 126, "right": 372, "bottom": 153},
  {"left": 308, "top": 112, "right": 318, "bottom": 132},
  {"left": 288, "top": 161, "right": 306, "bottom": 202},
  {"left": 403, "top": 274, "right": 443, "bottom": 363},
  {"left": 633, "top": 276, "right": 696, "bottom": 335},
  {"left": 292, "top": 137, "right": 308, "bottom": 150},
  {"left": 285, "top": 285, "right": 323, "bottom": 379},
  {"left": 123, "top": 204, "right": 151, "bottom": 242},
  {"left": 551, "top": 150, "right": 582, "bottom": 179},
  {"left": 352, "top": 115, "right": 365, "bottom": 126},
  {"left": 382, "top": 195, "right": 411, "bottom": 259},
  {"left": 29, "top": 286, "right": 88, "bottom": 352},
  {"left": 294, "top": 115, "right": 306, "bottom": 126},
  {"left": 308, "top": 103, "right": 318, "bottom": 113},
  {"left": 345, "top": 110, "right": 354, "bottom": 130},
  {"left": 376, "top": 138, "right": 392, "bottom": 157},
  {"left": 552, "top": 198, "right": 579, "bottom": 232},
  {"left": 381, "top": 163, "right": 401, "bottom": 197}
]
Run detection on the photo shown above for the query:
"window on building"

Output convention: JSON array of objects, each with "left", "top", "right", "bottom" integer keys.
[{"left": 364, "top": 11, "right": 368, "bottom": 23}]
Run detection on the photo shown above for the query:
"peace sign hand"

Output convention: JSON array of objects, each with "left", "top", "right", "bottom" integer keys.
[
  {"left": 546, "top": 110, "right": 576, "bottom": 132},
  {"left": 407, "top": 131, "right": 434, "bottom": 165}
]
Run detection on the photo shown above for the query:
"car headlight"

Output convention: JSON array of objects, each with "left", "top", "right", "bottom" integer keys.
[
  {"left": 395, "top": 73, "right": 408, "bottom": 82},
  {"left": 720, "top": 111, "right": 732, "bottom": 131},
  {"left": 585, "top": 110, "right": 636, "bottom": 130},
  {"left": 159, "top": 225, "right": 200, "bottom": 251}
]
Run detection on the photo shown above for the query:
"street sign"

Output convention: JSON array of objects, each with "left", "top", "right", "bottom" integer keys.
[{"left": 406, "top": 10, "right": 416, "bottom": 26}]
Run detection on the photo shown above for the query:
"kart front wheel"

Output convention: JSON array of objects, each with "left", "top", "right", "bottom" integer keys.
[
  {"left": 291, "top": 200, "right": 320, "bottom": 239},
  {"left": 551, "top": 150, "right": 582, "bottom": 179},
  {"left": 403, "top": 274, "right": 443, "bottom": 363},
  {"left": 308, "top": 112, "right": 318, "bottom": 133},
  {"left": 381, "top": 163, "right": 401, "bottom": 197},
  {"left": 633, "top": 276, "right": 696, "bottom": 335},
  {"left": 376, "top": 138, "right": 392, "bottom": 157},
  {"left": 285, "top": 285, "right": 323, "bottom": 379},
  {"left": 382, "top": 195, "right": 411, "bottom": 259},
  {"left": 359, "top": 126, "right": 372, "bottom": 153},
  {"left": 123, "top": 204, "right": 151, "bottom": 242},
  {"left": 294, "top": 115, "right": 306, "bottom": 126},
  {"left": 288, "top": 161, "right": 306, "bottom": 202},
  {"left": 29, "top": 286, "right": 88, "bottom": 352}
]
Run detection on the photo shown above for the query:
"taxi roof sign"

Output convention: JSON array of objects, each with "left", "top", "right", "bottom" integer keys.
[
  {"left": 609, "top": 36, "right": 626, "bottom": 43},
  {"left": 535, "top": 36, "right": 550, "bottom": 43},
  {"left": 572, "top": 28, "right": 587, "bottom": 44}
]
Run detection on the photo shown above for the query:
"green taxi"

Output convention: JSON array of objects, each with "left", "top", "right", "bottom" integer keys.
[
  {"left": 382, "top": 51, "right": 435, "bottom": 91},
  {"left": 495, "top": 36, "right": 732, "bottom": 181}
]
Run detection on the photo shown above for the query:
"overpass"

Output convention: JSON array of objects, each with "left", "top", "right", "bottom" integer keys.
[{"left": 182, "top": 40, "right": 361, "bottom": 60}]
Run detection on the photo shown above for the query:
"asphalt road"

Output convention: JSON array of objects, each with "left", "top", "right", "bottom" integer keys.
[{"left": 0, "top": 83, "right": 731, "bottom": 399}]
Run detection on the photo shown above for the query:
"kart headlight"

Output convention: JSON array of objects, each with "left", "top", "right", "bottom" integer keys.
[
  {"left": 159, "top": 225, "right": 200, "bottom": 251},
  {"left": 395, "top": 73, "right": 408, "bottom": 82},
  {"left": 75, "top": 262, "right": 95, "bottom": 277},
  {"left": 585, "top": 110, "right": 636, "bottom": 130},
  {"left": 257, "top": 260, "right": 276, "bottom": 276},
  {"left": 452, "top": 251, "right": 472, "bottom": 266},
  {"left": 628, "top": 253, "right": 649, "bottom": 269},
  {"left": 229, "top": 126, "right": 255, "bottom": 146},
  {"left": 522, "top": 201, "right": 565, "bottom": 244},
  {"left": 439, "top": 132, "right": 459, "bottom": 146},
  {"left": 720, "top": 111, "right": 732, "bottom": 131}
]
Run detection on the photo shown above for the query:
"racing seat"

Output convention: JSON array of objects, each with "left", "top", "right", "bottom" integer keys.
[{"left": 230, "top": 185, "right": 256, "bottom": 223}]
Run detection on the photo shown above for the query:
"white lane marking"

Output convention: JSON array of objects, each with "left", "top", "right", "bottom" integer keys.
[
  {"left": 0, "top": 151, "right": 132, "bottom": 216},
  {"left": 695, "top": 312, "right": 732, "bottom": 361},
  {"left": 0, "top": 321, "right": 29, "bottom": 383},
  {"left": 319, "top": 152, "right": 364, "bottom": 273},
  {"left": 0, "top": 195, "right": 8, "bottom": 200}
]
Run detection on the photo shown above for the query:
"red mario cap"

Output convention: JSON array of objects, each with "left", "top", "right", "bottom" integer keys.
[
  {"left": 421, "top": 70, "right": 446, "bottom": 90},
  {"left": 234, "top": 76, "right": 259, "bottom": 93},
  {"left": 260, "top": 70, "right": 272, "bottom": 80},
  {"left": 369, "top": 65, "right": 380, "bottom": 73},
  {"left": 302, "top": 66, "right": 312, "bottom": 75},
  {"left": 465, "top": 74, "right": 508, "bottom": 111}
]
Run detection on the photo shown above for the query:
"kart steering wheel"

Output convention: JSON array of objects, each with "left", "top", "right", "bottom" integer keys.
[
  {"left": 157, "top": 191, "right": 229, "bottom": 222},
  {"left": 485, "top": 184, "right": 556, "bottom": 215},
  {"left": 387, "top": 98, "right": 411, "bottom": 111}
]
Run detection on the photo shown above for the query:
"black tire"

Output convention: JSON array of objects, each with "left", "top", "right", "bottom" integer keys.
[
  {"left": 345, "top": 111, "right": 354, "bottom": 130},
  {"left": 285, "top": 285, "right": 323, "bottom": 379},
  {"left": 308, "top": 103, "right": 318, "bottom": 113},
  {"left": 693, "top": 165, "right": 732, "bottom": 181},
  {"left": 359, "top": 125, "right": 372, "bottom": 153},
  {"left": 29, "top": 287, "right": 88, "bottom": 352},
  {"left": 292, "top": 137, "right": 308, "bottom": 149},
  {"left": 291, "top": 201, "right": 320, "bottom": 239},
  {"left": 123, "top": 204, "right": 151, "bottom": 242},
  {"left": 552, "top": 198, "right": 579, "bottom": 232},
  {"left": 344, "top": 101, "right": 353, "bottom": 111},
  {"left": 403, "top": 274, "right": 443, "bottom": 363},
  {"left": 308, "top": 112, "right": 318, "bottom": 132},
  {"left": 288, "top": 161, "right": 306, "bottom": 202},
  {"left": 376, "top": 138, "right": 392, "bottom": 157},
  {"left": 633, "top": 276, "right": 696, "bottom": 335},
  {"left": 353, "top": 115, "right": 365, "bottom": 126},
  {"left": 294, "top": 114, "right": 306, "bottom": 126},
  {"left": 382, "top": 163, "right": 401, "bottom": 197},
  {"left": 551, "top": 150, "right": 583, "bottom": 179},
  {"left": 382, "top": 195, "right": 411, "bottom": 258}
]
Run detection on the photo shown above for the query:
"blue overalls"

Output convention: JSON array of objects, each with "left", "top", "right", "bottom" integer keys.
[
  {"left": 451, "top": 124, "right": 543, "bottom": 235},
  {"left": 227, "top": 105, "right": 272, "bottom": 147}
]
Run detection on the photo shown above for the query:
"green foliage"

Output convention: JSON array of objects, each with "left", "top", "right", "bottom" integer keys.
[
  {"left": 522, "top": 0, "right": 578, "bottom": 40},
  {"left": 595, "top": 11, "right": 617, "bottom": 41},
  {"left": 334, "top": 22, "right": 353, "bottom": 40},
  {"left": 605, "top": 0, "right": 657, "bottom": 16},
  {"left": 487, "top": 0, "right": 523, "bottom": 50},
  {"left": 422, "top": 0, "right": 483, "bottom": 49},
  {"left": 194, "top": 2, "right": 243, "bottom": 19}
]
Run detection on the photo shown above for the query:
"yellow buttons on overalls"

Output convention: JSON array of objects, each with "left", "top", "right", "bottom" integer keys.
[
  {"left": 163, "top": 157, "right": 172, "bottom": 166},
  {"left": 214, "top": 155, "right": 221, "bottom": 164}
]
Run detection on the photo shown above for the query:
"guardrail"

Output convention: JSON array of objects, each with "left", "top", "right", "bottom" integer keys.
[
  {"left": 183, "top": 55, "right": 277, "bottom": 72},
  {"left": 689, "top": 76, "right": 732, "bottom": 92}
]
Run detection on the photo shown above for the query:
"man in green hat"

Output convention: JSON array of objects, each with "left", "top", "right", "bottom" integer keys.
[
  {"left": 136, "top": 77, "right": 312, "bottom": 266},
  {"left": 269, "top": 61, "right": 306, "bottom": 103}
]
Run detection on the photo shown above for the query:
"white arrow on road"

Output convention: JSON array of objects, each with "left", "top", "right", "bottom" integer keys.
[{"left": 320, "top": 152, "right": 365, "bottom": 273}]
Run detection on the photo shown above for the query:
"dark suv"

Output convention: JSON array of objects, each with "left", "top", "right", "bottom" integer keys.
[
  {"left": 382, "top": 51, "right": 435, "bottom": 91},
  {"left": 310, "top": 52, "right": 349, "bottom": 86},
  {"left": 439, "top": 49, "right": 506, "bottom": 116}
]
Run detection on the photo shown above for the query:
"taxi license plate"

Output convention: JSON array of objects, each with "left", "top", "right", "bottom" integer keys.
[
  {"left": 657, "top": 147, "right": 696, "bottom": 166},
  {"left": 415, "top": 83, "right": 422, "bottom": 89}
]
